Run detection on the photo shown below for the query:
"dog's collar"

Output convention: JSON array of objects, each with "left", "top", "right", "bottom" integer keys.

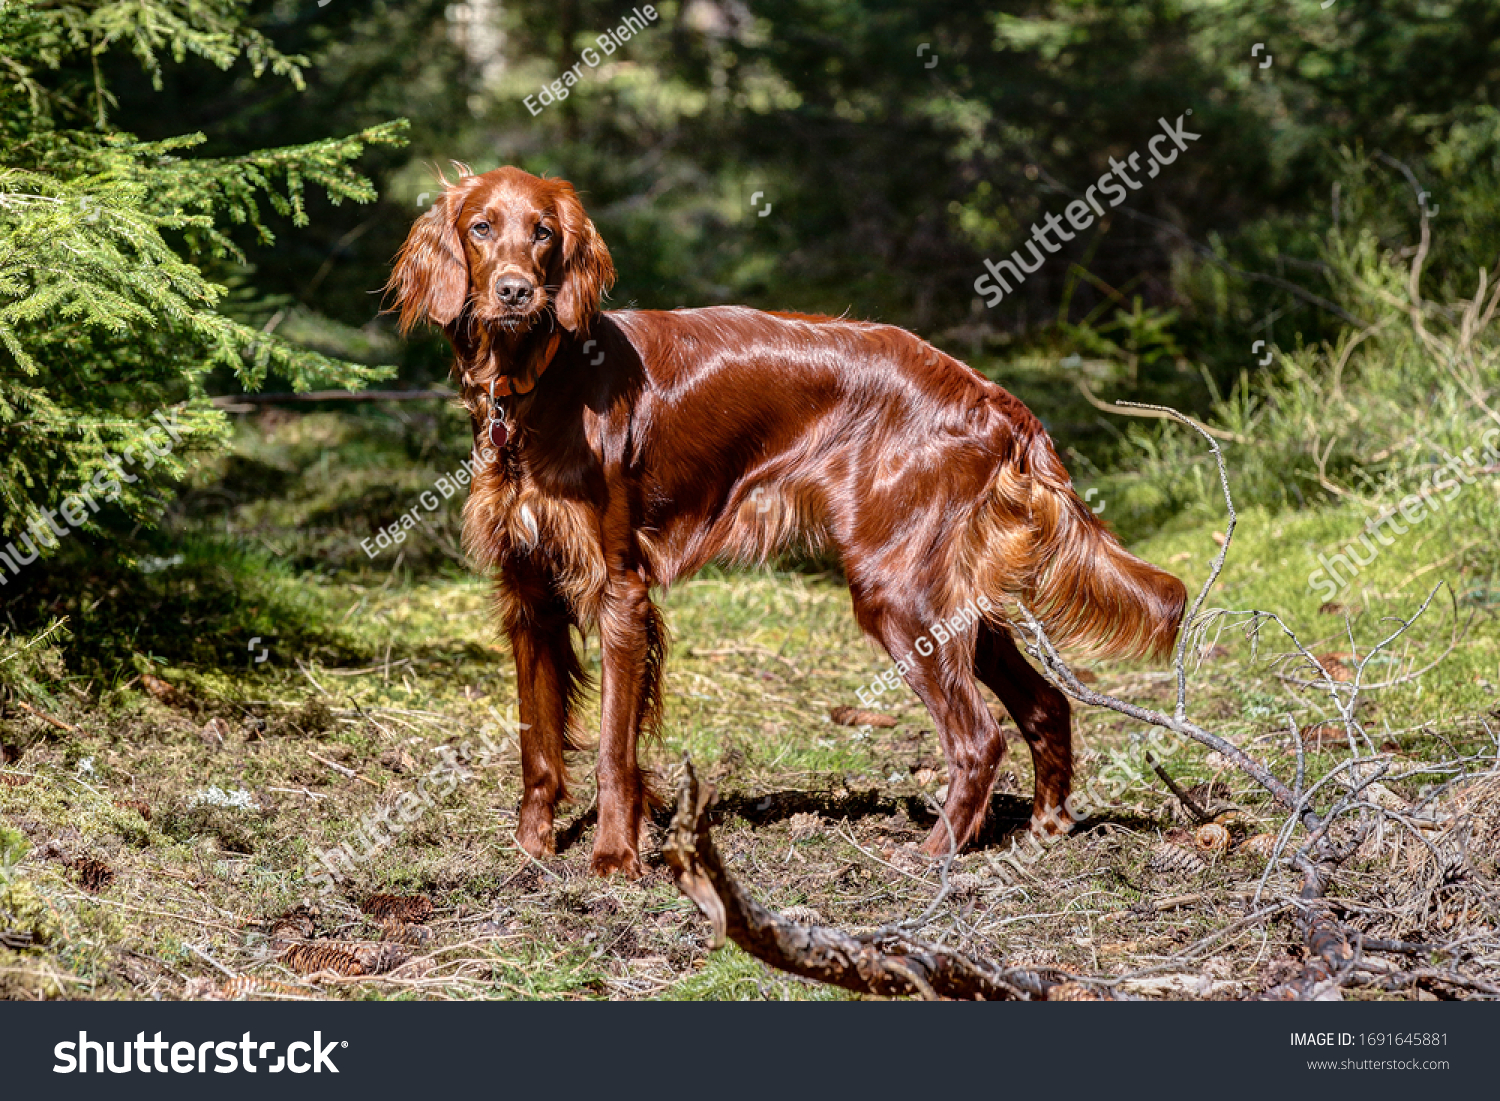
[{"left": 483, "top": 331, "right": 562, "bottom": 449}]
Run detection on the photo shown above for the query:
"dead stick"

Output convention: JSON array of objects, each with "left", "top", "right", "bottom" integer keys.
[
  {"left": 14, "top": 699, "right": 81, "bottom": 734},
  {"left": 663, "top": 758, "right": 1070, "bottom": 1001},
  {"left": 1148, "top": 752, "right": 1212, "bottom": 824},
  {"left": 306, "top": 750, "right": 381, "bottom": 789},
  {"left": 1148, "top": 891, "right": 1257, "bottom": 912}
]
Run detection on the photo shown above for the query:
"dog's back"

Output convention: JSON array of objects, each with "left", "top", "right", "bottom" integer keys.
[{"left": 604, "top": 306, "right": 1185, "bottom": 664}]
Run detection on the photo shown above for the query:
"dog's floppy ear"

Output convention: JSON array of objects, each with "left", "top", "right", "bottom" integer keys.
[
  {"left": 386, "top": 176, "right": 477, "bottom": 333},
  {"left": 552, "top": 183, "right": 616, "bottom": 333}
]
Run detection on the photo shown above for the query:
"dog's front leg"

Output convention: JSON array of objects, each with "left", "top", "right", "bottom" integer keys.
[
  {"left": 501, "top": 560, "right": 583, "bottom": 860},
  {"left": 591, "top": 572, "right": 665, "bottom": 878}
]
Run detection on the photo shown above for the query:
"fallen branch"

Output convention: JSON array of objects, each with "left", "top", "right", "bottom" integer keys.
[
  {"left": 1147, "top": 752, "right": 1211, "bottom": 824},
  {"left": 663, "top": 759, "right": 1070, "bottom": 1001},
  {"left": 306, "top": 750, "right": 380, "bottom": 789},
  {"left": 1075, "top": 379, "right": 1247, "bottom": 443},
  {"left": 1009, "top": 401, "right": 1457, "bottom": 1000},
  {"left": 211, "top": 389, "right": 453, "bottom": 409},
  {"left": 1261, "top": 848, "right": 1359, "bottom": 1000},
  {"left": 14, "top": 699, "right": 81, "bottom": 734},
  {"left": 1145, "top": 891, "right": 1258, "bottom": 912}
]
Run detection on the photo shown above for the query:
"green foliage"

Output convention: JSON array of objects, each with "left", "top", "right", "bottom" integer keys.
[
  {"left": 5, "top": 0, "right": 1499, "bottom": 680},
  {"left": 1, "top": 0, "right": 307, "bottom": 119},
  {"left": 0, "top": 821, "right": 26, "bottom": 874},
  {"left": 422, "top": 0, "right": 1500, "bottom": 449},
  {"left": 0, "top": 0, "right": 403, "bottom": 540},
  {"left": 1106, "top": 181, "right": 1500, "bottom": 552},
  {"left": 0, "top": 619, "right": 68, "bottom": 705}
]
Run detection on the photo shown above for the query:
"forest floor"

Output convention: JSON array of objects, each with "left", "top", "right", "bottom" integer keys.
[{"left": 2, "top": 410, "right": 1498, "bottom": 1000}]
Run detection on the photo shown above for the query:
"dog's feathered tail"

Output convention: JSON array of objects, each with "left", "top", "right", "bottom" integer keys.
[{"left": 963, "top": 429, "right": 1187, "bottom": 662}]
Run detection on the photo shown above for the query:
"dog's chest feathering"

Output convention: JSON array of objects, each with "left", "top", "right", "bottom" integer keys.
[{"left": 462, "top": 453, "right": 609, "bottom": 622}]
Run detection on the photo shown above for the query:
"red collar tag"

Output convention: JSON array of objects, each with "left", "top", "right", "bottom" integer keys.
[{"left": 488, "top": 418, "right": 509, "bottom": 450}]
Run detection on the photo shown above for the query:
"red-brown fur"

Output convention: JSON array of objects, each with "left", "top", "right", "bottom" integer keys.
[{"left": 387, "top": 165, "right": 1187, "bottom": 877}]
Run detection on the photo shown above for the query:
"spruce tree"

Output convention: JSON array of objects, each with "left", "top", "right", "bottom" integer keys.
[{"left": 0, "top": 0, "right": 404, "bottom": 574}]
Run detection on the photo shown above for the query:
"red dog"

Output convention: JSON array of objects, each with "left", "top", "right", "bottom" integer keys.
[{"left": 388, "top": 165, "right": 1186, "bottom": 877}]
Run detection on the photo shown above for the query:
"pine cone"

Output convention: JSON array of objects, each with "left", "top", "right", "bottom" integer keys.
[
  {"left": 74, "top": 857, "right": 114, "bottom": 893},
  {"left": 1146, "top": 842, "right": 1206, "bottom": 877},
  {"left": 278, "top": 943, "right": 367, "bottom": 977},
  {"left": 361, "top": 893, "right": 433, "bottom": 924}
]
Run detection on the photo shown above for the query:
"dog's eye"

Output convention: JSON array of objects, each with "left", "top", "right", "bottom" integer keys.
[
  {"left": 534, "top": 225, "right": 553, "bottom": 242},
  {"left": 470, "top": 222, "right": 490, "bottom": 238}
]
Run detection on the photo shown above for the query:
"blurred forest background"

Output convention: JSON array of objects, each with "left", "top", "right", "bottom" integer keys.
[{"left": 3, "top": 0, "right": 1499, "bottom": 675}]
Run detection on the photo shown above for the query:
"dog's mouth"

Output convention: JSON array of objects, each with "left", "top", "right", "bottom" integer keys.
[
  {"left": 470, "top": 282, "right": 551, "bottom": 332},
  {"left": 495, "top": 304, "right": 547, "bottom": 330}
]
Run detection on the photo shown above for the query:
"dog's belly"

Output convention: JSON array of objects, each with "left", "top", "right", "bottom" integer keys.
[{"left": 637, "top": 479, "right": 835, "bottom": 587}]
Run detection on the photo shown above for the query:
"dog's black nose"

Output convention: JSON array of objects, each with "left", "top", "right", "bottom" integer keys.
[{"left": 496, "top": 276, "right": 535, "bottom": 307}]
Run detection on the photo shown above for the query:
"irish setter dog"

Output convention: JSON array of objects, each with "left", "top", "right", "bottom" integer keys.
[{"left": 388, "top": 165, "right": 1186, "bottom": 878}]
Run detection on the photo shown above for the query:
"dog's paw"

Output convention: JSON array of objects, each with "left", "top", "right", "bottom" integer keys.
[
  {"left": 515, "top": 816, "right": 556, "bottom": 859},
  {"left": 1029, "top": 811, "right": 1073, "bottom": 840},
  {"left": 589, "top": 845, "right": 644, "bottom": 880},
  {"left": 917, "top": 831, "right": 951, "bottom": 859}
]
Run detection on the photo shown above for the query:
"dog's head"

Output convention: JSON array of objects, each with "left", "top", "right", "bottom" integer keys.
[{"left": 387, "top": 165, "right": 615, "bottom": 339}]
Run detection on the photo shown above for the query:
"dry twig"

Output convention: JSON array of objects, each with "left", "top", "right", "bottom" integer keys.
[{"left": 663, "top": 759, "right": 1073, "bottom": 1001}]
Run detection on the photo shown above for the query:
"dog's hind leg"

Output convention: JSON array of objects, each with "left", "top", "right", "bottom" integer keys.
[
  {"left": 851, "top": 590, "right": 1007, "bottom": 856},
  {"left": 501, "top": 560, "right": 587, "bottom": 858},
  {"left": 974, "top": 622, "right": 1074, "bottom": 835}
]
